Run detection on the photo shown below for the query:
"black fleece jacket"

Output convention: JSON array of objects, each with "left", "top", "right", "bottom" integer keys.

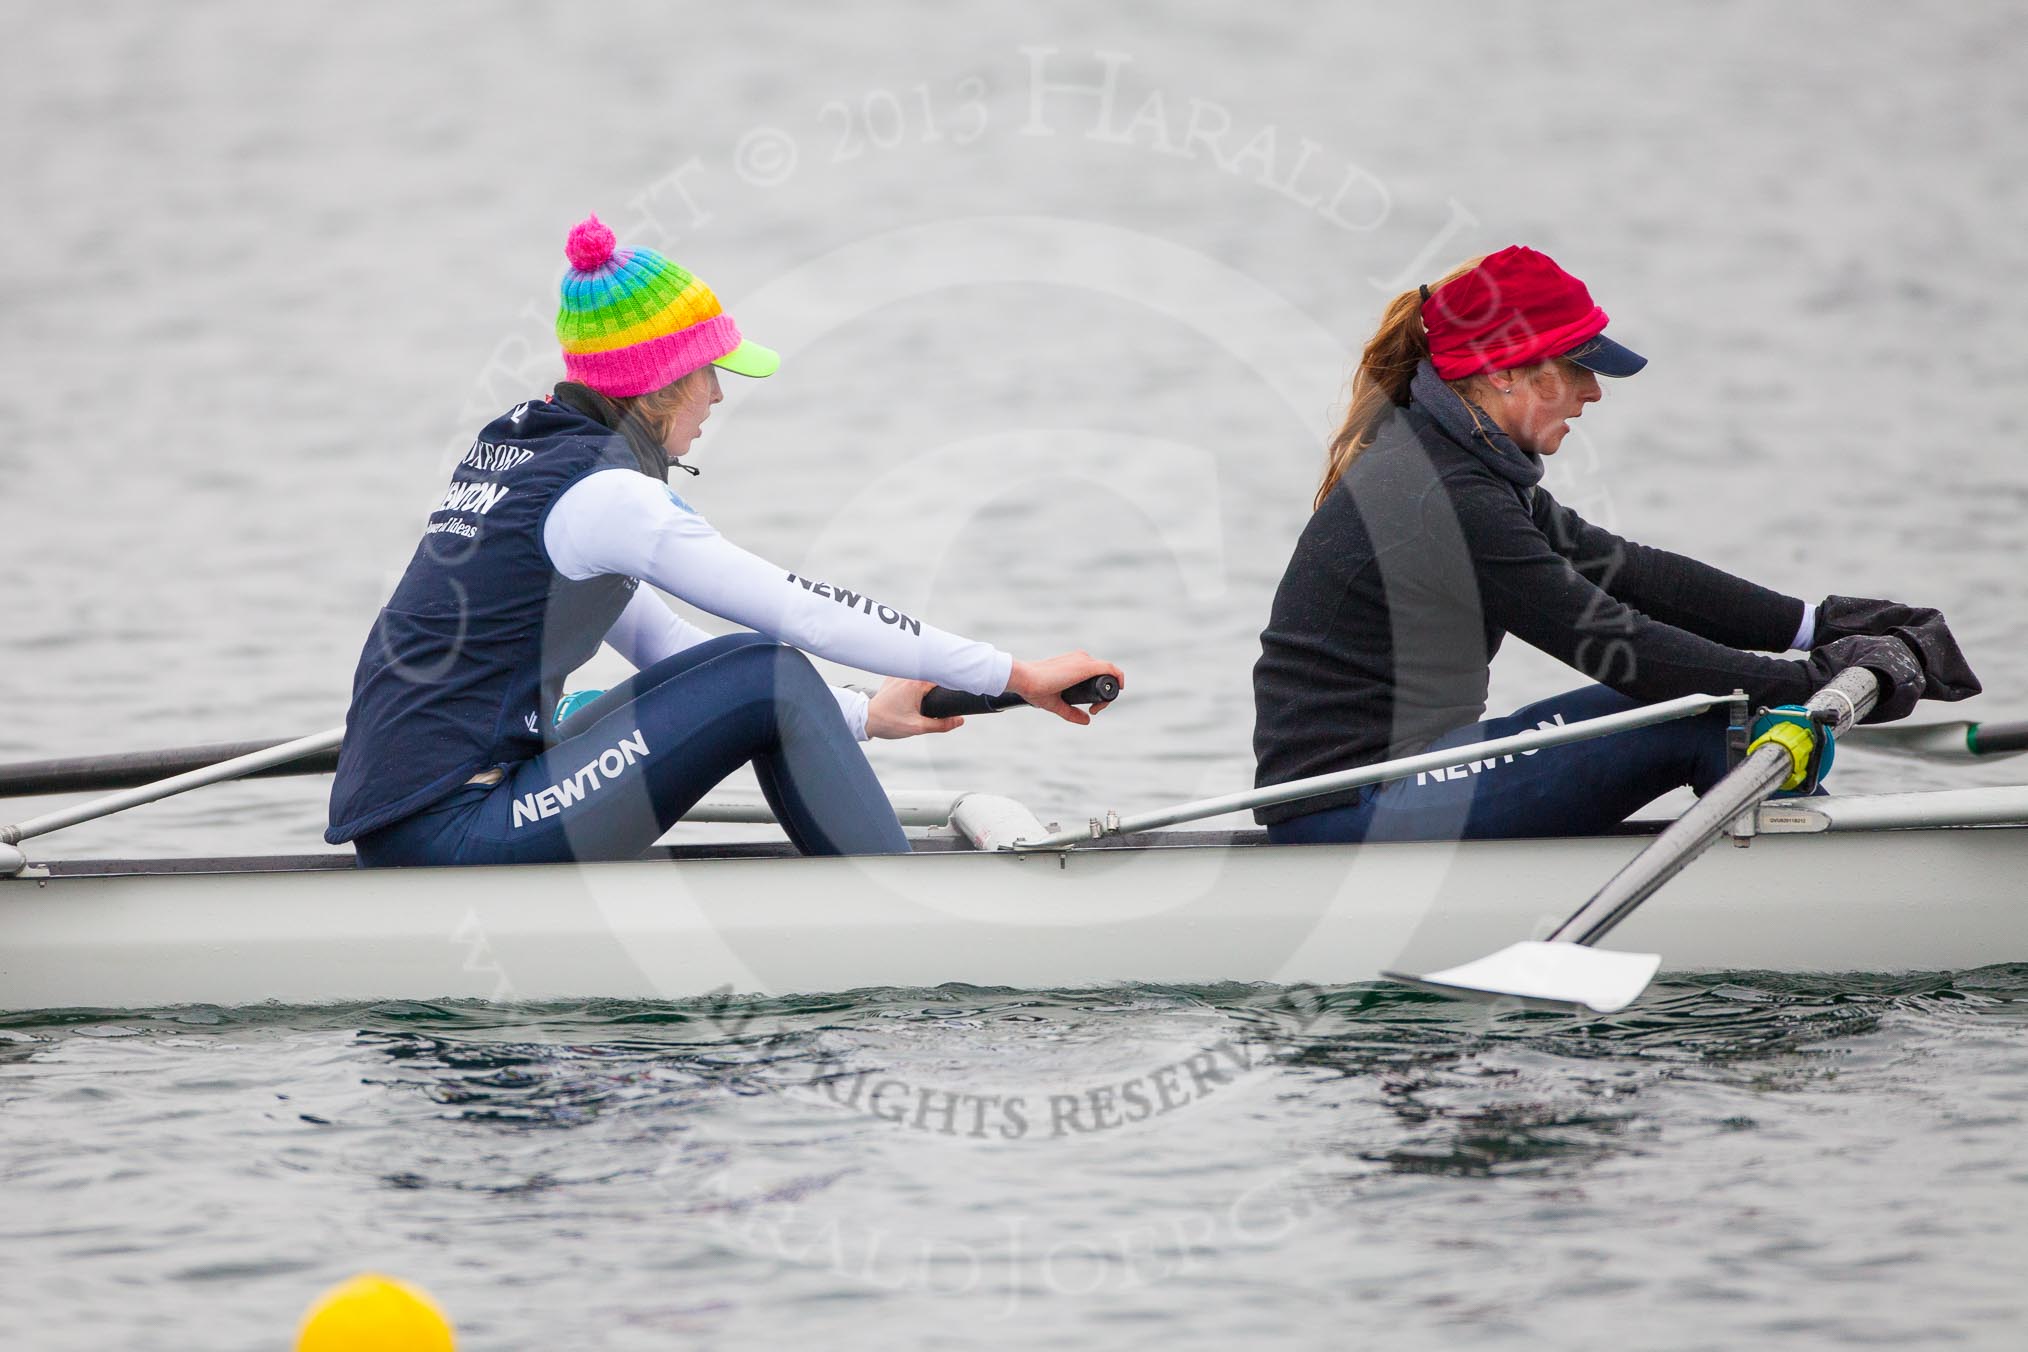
[{"left": 1251, "top": 361, "right": 1812, "bottom": 824}]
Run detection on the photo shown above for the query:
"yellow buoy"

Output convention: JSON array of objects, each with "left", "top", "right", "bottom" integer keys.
[{"left": 296, "top": 1273, "right": 456, "bottom": 1352}]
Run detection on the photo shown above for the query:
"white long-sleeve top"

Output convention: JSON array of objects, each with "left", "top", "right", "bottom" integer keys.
[{"left": 542, "top": 469, "right": 1014, "bottom": 740}]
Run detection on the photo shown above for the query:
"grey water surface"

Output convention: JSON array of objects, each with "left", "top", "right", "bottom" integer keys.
[{"left": 4, "top": 2, "right": 2028, "bottom": 1348}]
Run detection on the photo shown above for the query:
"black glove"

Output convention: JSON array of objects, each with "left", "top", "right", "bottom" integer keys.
[
  {"left": 1805, "top": 634, "right": 1924, "bottom": 724},
  {"left": 1813, "top": 595, "right": 1929, "bottom": 646},
  {"left": 1812, "top": 595, "right": 1982, "bottom": 708}
]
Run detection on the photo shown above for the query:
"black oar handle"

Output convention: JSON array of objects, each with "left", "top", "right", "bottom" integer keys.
[
  {"left": 920, "top": 675, "right": 1120, "bottom": 719},
  {"left": 1971, "top": 720, "right": 2028, "bottom": 757}
]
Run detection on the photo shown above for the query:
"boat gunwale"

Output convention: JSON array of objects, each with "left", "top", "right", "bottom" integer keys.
[
  {"left": 42, "top": 816, "right": 1980, "bottom": 883},
  {"left": 13, "top": 810, "right": 2028, "bottom": 884},
  {"left": 13, "top": 828, "right": 1287, "bottom": 880}
]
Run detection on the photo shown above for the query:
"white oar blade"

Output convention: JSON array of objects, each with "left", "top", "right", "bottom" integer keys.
[{"left": 1384, "top": 940, "right": 1661, "bottom": 1014}]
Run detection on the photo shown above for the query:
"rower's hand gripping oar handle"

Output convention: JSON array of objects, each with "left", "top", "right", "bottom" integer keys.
[{"left": 919, "top": 675, "right": 1121, "bottom": 719}]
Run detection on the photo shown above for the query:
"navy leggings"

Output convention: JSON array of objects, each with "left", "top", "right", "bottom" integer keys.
[
  {"left": 1266, "top": 685, "right": 1735, "bottom": 844},
  {"left": 354, "top": 633, "right": 908, "bottom": 865}
]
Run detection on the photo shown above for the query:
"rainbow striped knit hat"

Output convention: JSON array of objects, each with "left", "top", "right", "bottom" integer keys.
[{"left": 555, "top": 215, "right": 779, "bottom": 397}]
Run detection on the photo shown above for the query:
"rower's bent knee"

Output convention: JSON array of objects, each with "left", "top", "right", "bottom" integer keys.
[
  {"left": 705, "top": 631, "right": 782, "bottom": 657},
  {"left": 730, "top": 644, "right": 823, "bottom": 693}
]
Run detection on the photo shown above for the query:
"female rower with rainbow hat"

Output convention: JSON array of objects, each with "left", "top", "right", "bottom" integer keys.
[
  {"left": 1252, "top": 245, "right": 1979, "bottom": 843},
  {"left": 327, "top": 216, "right": 1121, "bottom": 864}
]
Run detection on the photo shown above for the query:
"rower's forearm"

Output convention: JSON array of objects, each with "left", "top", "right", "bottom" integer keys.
[
  {"left": 551, "top": 468, "right": 1011, "bottom": 693},
  {"left": 1482, "top": 561, "right": 1814, "bottom": 709},
  {"left": 646, "top": 533, "right": 1012, "bottom": 695},
  {"left": 1608, "top": 542, "right": 1807, "bottom": 652},
  {"left": 1541, "top": 497, "right": 1805, "bottom": 651}
]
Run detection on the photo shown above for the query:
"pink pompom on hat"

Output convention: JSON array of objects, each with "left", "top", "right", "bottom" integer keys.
[{"left": 554, "top": 215, "right": 779, "bottom": 397}]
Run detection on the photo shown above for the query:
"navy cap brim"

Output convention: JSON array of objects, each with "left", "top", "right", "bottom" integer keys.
[{"left": 1562, "top": 333, "right": 1647, "bottom": 378}]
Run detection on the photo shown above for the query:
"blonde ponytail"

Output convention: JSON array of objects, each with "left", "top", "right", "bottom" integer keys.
[{"left": 1314, "top": 255, "right": 1483, "bottom": 509}]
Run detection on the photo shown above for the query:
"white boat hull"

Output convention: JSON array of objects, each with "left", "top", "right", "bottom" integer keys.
[{"left": 4, "top": 822, "right": 2024, "bottom": 1012}]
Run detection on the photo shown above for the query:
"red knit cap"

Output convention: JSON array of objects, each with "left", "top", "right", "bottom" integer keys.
[{"left": 1422, "top": 245, "right": 1611, "bottom": 380}]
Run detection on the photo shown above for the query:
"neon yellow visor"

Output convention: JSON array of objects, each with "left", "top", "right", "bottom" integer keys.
[{"left": 714, "top": 337, "right": 780, "bottom": 378}]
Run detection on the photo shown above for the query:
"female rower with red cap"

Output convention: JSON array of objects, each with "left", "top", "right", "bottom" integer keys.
[
  {"left": 325, "top": 215, "right": 1121, "bottom": 864},
  {"left": 1252, "top": 245, "right": 1978, "bottom": 842}
]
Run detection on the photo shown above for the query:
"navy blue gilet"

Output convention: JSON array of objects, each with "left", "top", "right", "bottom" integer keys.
[{"left": 326, "top": 395, "right": 648, "bottom": 843}]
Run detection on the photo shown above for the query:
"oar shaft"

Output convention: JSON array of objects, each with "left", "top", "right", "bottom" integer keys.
[
  {"left": 1548, "top": 667, "right": 1881, "bottom": 948},
  {"left": 0, "top": 738, "right": 342, "bottom": 799},
  {"left": 1549, "top": 742, "right": 1791, "bottom": 947},
  {"left": 1845, "top": 718, "right": 2028, "bottom": 763},
  {"left": 1014, "top": 690, "right": 1737, "bottom": 849},
  {"left": 1, "top": 727, "right": 346, "bottom": 847}
]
